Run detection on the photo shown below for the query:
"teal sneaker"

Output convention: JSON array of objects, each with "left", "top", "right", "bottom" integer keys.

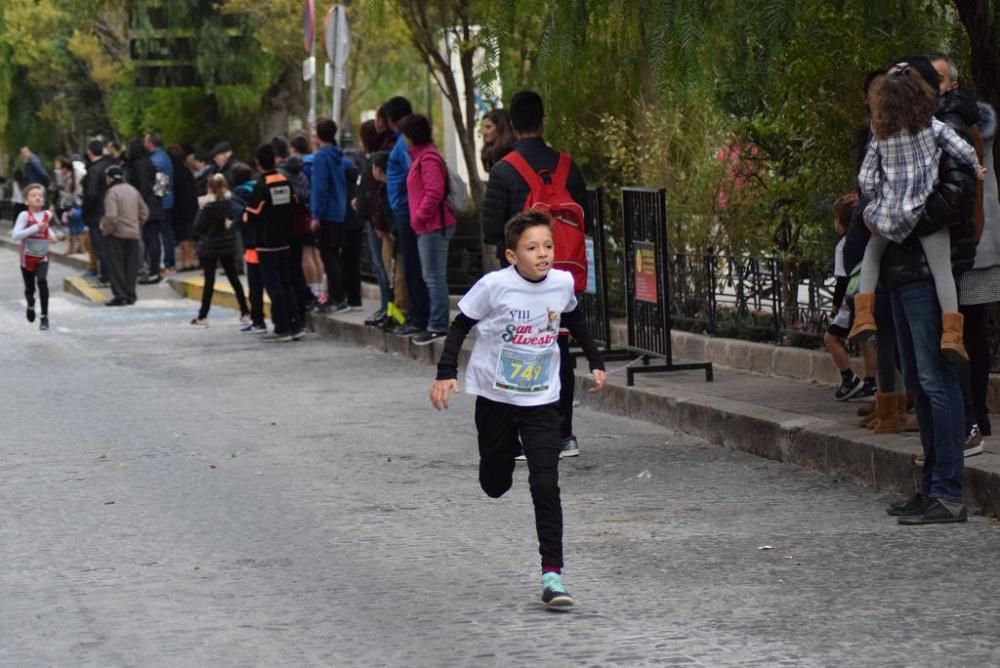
[{"left": 541, "top": 572, "right": 574, "bottom": 609}]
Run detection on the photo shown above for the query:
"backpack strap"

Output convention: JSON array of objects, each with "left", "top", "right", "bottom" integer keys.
[
  {"left": 502, "top": 151, "right": 543, "bottom": 192},
  {"left": 553, "top": 152, "right": 572, "bottom": 188}
]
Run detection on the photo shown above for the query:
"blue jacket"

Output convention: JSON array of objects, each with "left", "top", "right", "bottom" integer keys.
[
  {"left": 24, "top": 154, "right": 50, "bottom": 188},
  {"left": 149, "top": 147, "right": 175, "bottom": 210},
  {"left": 310, "top": 144, "right": 347, "bottom": 223},
  {"left": 386, "top": 133, "right": 411, "bottom": 211}
]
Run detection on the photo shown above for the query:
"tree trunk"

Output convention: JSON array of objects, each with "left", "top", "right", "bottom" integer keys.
[{"left": 954, "top": 0, "right": 1000, "bottom": 173}]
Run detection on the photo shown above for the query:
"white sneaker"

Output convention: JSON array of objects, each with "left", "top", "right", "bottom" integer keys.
[{"left": 560, "top": 437, "right": 580, "bottom": 458}]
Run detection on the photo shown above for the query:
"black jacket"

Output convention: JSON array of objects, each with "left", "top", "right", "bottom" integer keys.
[
  {"left": 193, "top": 198, "right": 240, "bottom": 259},
  {"left": 244, "top": 171, "right": 294, "bottom": 250},
  {"left": 878, "top": 91, "right": 979, "bottom": 292},
  {"left": 171, "top": 155, "right": 198, "bottom": 227},
  {"left": 81, "top": 155, "right": 113, "bottom": 225},
  {"left": 480, "top": 137, "right": 588, "bottom": 262},
  {"left": 126, "top": 143, "right": 165, "bottom": 223}
]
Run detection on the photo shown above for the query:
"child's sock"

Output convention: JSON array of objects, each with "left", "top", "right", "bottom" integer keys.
[{"left": 840, "top": 368, "right": 857, "bottom": 384}]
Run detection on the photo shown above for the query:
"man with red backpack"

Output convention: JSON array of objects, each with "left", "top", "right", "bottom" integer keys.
[{"left": 480, "top": 90, "right": 590, "bottom": 458}]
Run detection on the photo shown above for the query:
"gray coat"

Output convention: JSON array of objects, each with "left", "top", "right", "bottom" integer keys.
[
  {"left": 100, "top": 182, "right": 149, "bottom": 240},
  {"left": 973, "top": 103, "right": 999, "bottom": 270}
]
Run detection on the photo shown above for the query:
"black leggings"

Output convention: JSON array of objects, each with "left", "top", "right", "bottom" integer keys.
[
  {"left": 475, "top": 397, "right": 564, "bottom": 569},
  {"left": 22, "top": 263, "right": 49, "bottom": 316},
  {"left": 199, "top": 254, "right": 249, "bottom": 319},
  {"left": 960, "top": 303, "right": 991, "bottom": 435}
]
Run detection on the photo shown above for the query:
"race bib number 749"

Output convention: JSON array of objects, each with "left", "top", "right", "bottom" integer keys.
[{"left": 494, "top": 347, "right": 554, "bottom": 393}]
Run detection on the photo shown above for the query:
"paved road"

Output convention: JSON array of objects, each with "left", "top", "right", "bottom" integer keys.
[{"left": 1, "top": 249, "right": 999, "bottom": 668}]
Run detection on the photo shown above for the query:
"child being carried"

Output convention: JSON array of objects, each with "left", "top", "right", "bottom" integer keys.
[{"left": 848, "top": 62, "right": 986, "bottom": 364}]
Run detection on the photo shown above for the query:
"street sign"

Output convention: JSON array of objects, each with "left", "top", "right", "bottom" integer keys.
[
  {"left": 303, "top": 0, "right": 315, "bottom": 54},
  {"left": 324, "top": 5, "right": 351, "bottom": 129},
  {"left": 303, "top": 56, "right": 315, "bottom": 82}
]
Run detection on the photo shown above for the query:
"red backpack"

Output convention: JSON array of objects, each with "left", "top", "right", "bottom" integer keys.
[{"left": 502, "top": 151, "right": 587, "bottom": 292}]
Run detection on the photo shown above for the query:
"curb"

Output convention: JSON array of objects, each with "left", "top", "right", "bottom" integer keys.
[
  {"left": 303, "top": 309, "right": 1000, "bottom": 519},
  {"left": 63, "top": 276, "right": 107, "bottom": 304},
  {"left": 167, "top": 276, "right": 271, "bottom": 319}
]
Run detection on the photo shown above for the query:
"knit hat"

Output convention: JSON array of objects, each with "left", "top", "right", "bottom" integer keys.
[
  {"left": 106, "top": 165, "right": 125, "bottom": 183},
  {"left": 210, "top": 142, "right": 232, "bottom": 158}
]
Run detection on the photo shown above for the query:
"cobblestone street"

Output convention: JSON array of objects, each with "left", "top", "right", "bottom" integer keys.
[{"left": 2, "top": 252, "right": 999, "bottom": 667}]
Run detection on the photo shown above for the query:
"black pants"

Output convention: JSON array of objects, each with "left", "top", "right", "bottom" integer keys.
[
  {"left": 290, "top": 239, "right": 317, "bottom": 320},
  {"left": 199, "top": 254, "right": 249, "bottom": 319},
  {"left": 85, "top": 219, "right": 108, "bottom": 281},
  {"left": 475, "top": 397, "right": 564, "bottom": 568},
  {"left": 960, "top": 303, "right": 991, "bottom": 435},
  {"left": 21, "top": 262, "right": 49, "bottom": 315},
  {"left": 258, "top": 249, "right": 299, "bottom": 335},
  {"left": 247, "top": 261, "right": 265, "bottom": 327},
  {"left": 318, "top": 224, "right": 364, "bottom": 307},
  {"left": 143, "top": 219, "right": 162, "bottom": 276},
  {"left": 105, "top": 237, "right": 139, "bottom": 302},
  {"left": 557, "top": 334, "right": 576, "bottom": 440}
]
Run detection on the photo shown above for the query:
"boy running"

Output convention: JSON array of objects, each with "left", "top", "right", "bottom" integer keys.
[
  {"left": 12, "top": 184, "right": 58, "bottom": 330},
  {"left": 430, "top": 210, "right": 606, "bottom": 609}
]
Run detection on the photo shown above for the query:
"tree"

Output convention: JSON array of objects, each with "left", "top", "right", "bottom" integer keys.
[{"left": 953, "top": 0, "right": 1000, "bottom": 170}]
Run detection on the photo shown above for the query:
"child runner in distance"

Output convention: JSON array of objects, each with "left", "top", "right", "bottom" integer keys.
[
  {"left": 430, "top": 210, "right": 606, "bottom": 610},
  {"left": 11, "top": 183, "right": 58, "bottom": 330},
  {"left": 850, "top": 62, "right": 987, "bottom": 363}
]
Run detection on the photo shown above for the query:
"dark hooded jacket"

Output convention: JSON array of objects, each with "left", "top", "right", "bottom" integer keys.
[
  {"left": 193, "top": 197, "right": 241, "bottom": 259},
  {"left": 877, "top": 90, "right": 979, "bottom": 292},
  {"left": 125, "top": 140, "right": 165, "bottom": 223},
  {"left": 278, "top": 155, "right": 312, "bottom": 238}
]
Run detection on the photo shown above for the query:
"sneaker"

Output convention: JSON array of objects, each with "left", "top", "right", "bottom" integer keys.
[
  {"left": 965, "top": 424, "right": 984, "bottom": 457},
  {"left": 560, "top": 436, "right": 580, "bottom": 458},
  {"left": 190, "top": 318, "right": 208, "bottom": 328},
  {"left": 856, "top": 379, "right": 877, "bottom": 400},
  {"left": 395, "top": 323, "right": 426, "bottom": 337},
  {"left": 160, "top": 267, "right": 176, "bottom": 278},
  {"left": 541, "top": 572, "right": 574, "bottom": 609},
  {"left": 262, "top": 332, "right": 293, "bottom": 343},
  {"left": 897, "top": 497, "right": 967, "bottom": 525},
  {"left": 239, "top": 314, "right": 252, "bottom": 325},
  {"left": 413, "top": 331, "right": 446, "bottom": 346},
  {"left": 364, "top": 309, "right": 387, "bottom": 327},
  {"left": 886, "top": 493, "right": 927, "bottom": 516},
  {"left": 291, "top": 329, "right": 307, "bottom": 341},
  {"left": 26, "top": 306, "right": 35, "bottom": 323},
  {"left": 39, "top": 316, "right": 49, "bottom": 331},
  {"left": 834, "top": 375, "right": 863, "bottom": 401},
  {"left": 241, "top": 323, "right": 267, "bottom": 334},
  {"left": 105, "top": 297, "right": 127, "bottom": 307},
  {"left": 138, "top": 274, "right": 162, "bottom": 285},
  {"left": 514, "top": 451, "right": 527, "bottom": 462}
]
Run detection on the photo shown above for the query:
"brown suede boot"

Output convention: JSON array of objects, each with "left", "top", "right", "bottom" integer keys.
[
  {"left": 897, "top": 393, "right": 920, "bottom": 432},
  {"left": 848, "top": 293, "right": 877, "bottom": 344},
  {"left": 941, "top": 312, "right": 969, "bottom": 365},
  {"left": 856, "top": 400, "right": 877, "bottom": 427},
  {"left": 872, "top": 392, "right": 904, "bottom": 434}
]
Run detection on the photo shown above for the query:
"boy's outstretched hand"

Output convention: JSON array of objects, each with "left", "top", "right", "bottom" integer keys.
[
  {"left": 977, "top": 165, "right": 987, "bottom": 181},
  {"left": 430, "top": 379, "right": 460, "bottom": 410},
  {"left": 589, "top": 369, "right": 607, "bottom": 393}
]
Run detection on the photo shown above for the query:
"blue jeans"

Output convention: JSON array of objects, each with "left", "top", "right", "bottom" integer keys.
[
  {"left": 417, "top": 225, "right": 455, "bottom": 333},
  {"left": 891, "top": 279, "right": 964, "bottom": 502},
  {"left": 392, "top": 207, "right": 428, "bottom": 329},
  {"left": 366, "top": 223, "right": 391, "bottom": 311}
]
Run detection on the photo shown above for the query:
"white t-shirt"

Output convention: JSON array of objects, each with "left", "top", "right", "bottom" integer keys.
[
  {"left": 459, "top": 266, "right": 578, "bottom": 407},
  {"left": 833, "top": 237, "right": 847, "bottom": 278}
]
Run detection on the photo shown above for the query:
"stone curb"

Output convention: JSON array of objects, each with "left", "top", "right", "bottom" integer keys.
[
  {"left": 295, "top": 307, "right": 1000, "bottom": 519},
  {"left": 63, "top": 275, "right": 107, "bottom": 304},
  {"left": 167, "top": 276, "right": 272, "bottom": 319}
]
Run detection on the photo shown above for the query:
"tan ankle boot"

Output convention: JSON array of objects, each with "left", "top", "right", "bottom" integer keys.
[
  {"left": 848, "top": 293, "right": 878, "bottom": 344},
  {"left": 871, "top": 392, "right": 904, "bottom": 433},
  {"left": 856, "top": 400, "right": 877, "bottom": 427},
  {"left": 941, "top": 312, "right": 969, "bottom": 365}
]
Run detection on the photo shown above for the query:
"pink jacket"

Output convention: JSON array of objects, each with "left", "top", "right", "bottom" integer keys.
[{"left": 406, "top": 144, "right": 456, "bottom": 235}]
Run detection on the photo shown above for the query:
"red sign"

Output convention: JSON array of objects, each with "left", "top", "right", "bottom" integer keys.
[
  {"left": 634, "top": 243, "right": 658, "bottom": 304},
  {"left": 304, "top": 0, "right": 315, "bottom": 54}
]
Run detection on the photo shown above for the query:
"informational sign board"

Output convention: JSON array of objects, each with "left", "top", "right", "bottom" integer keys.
[{"left": 634, "top": 242, "right": 658, "bottom": 304}]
